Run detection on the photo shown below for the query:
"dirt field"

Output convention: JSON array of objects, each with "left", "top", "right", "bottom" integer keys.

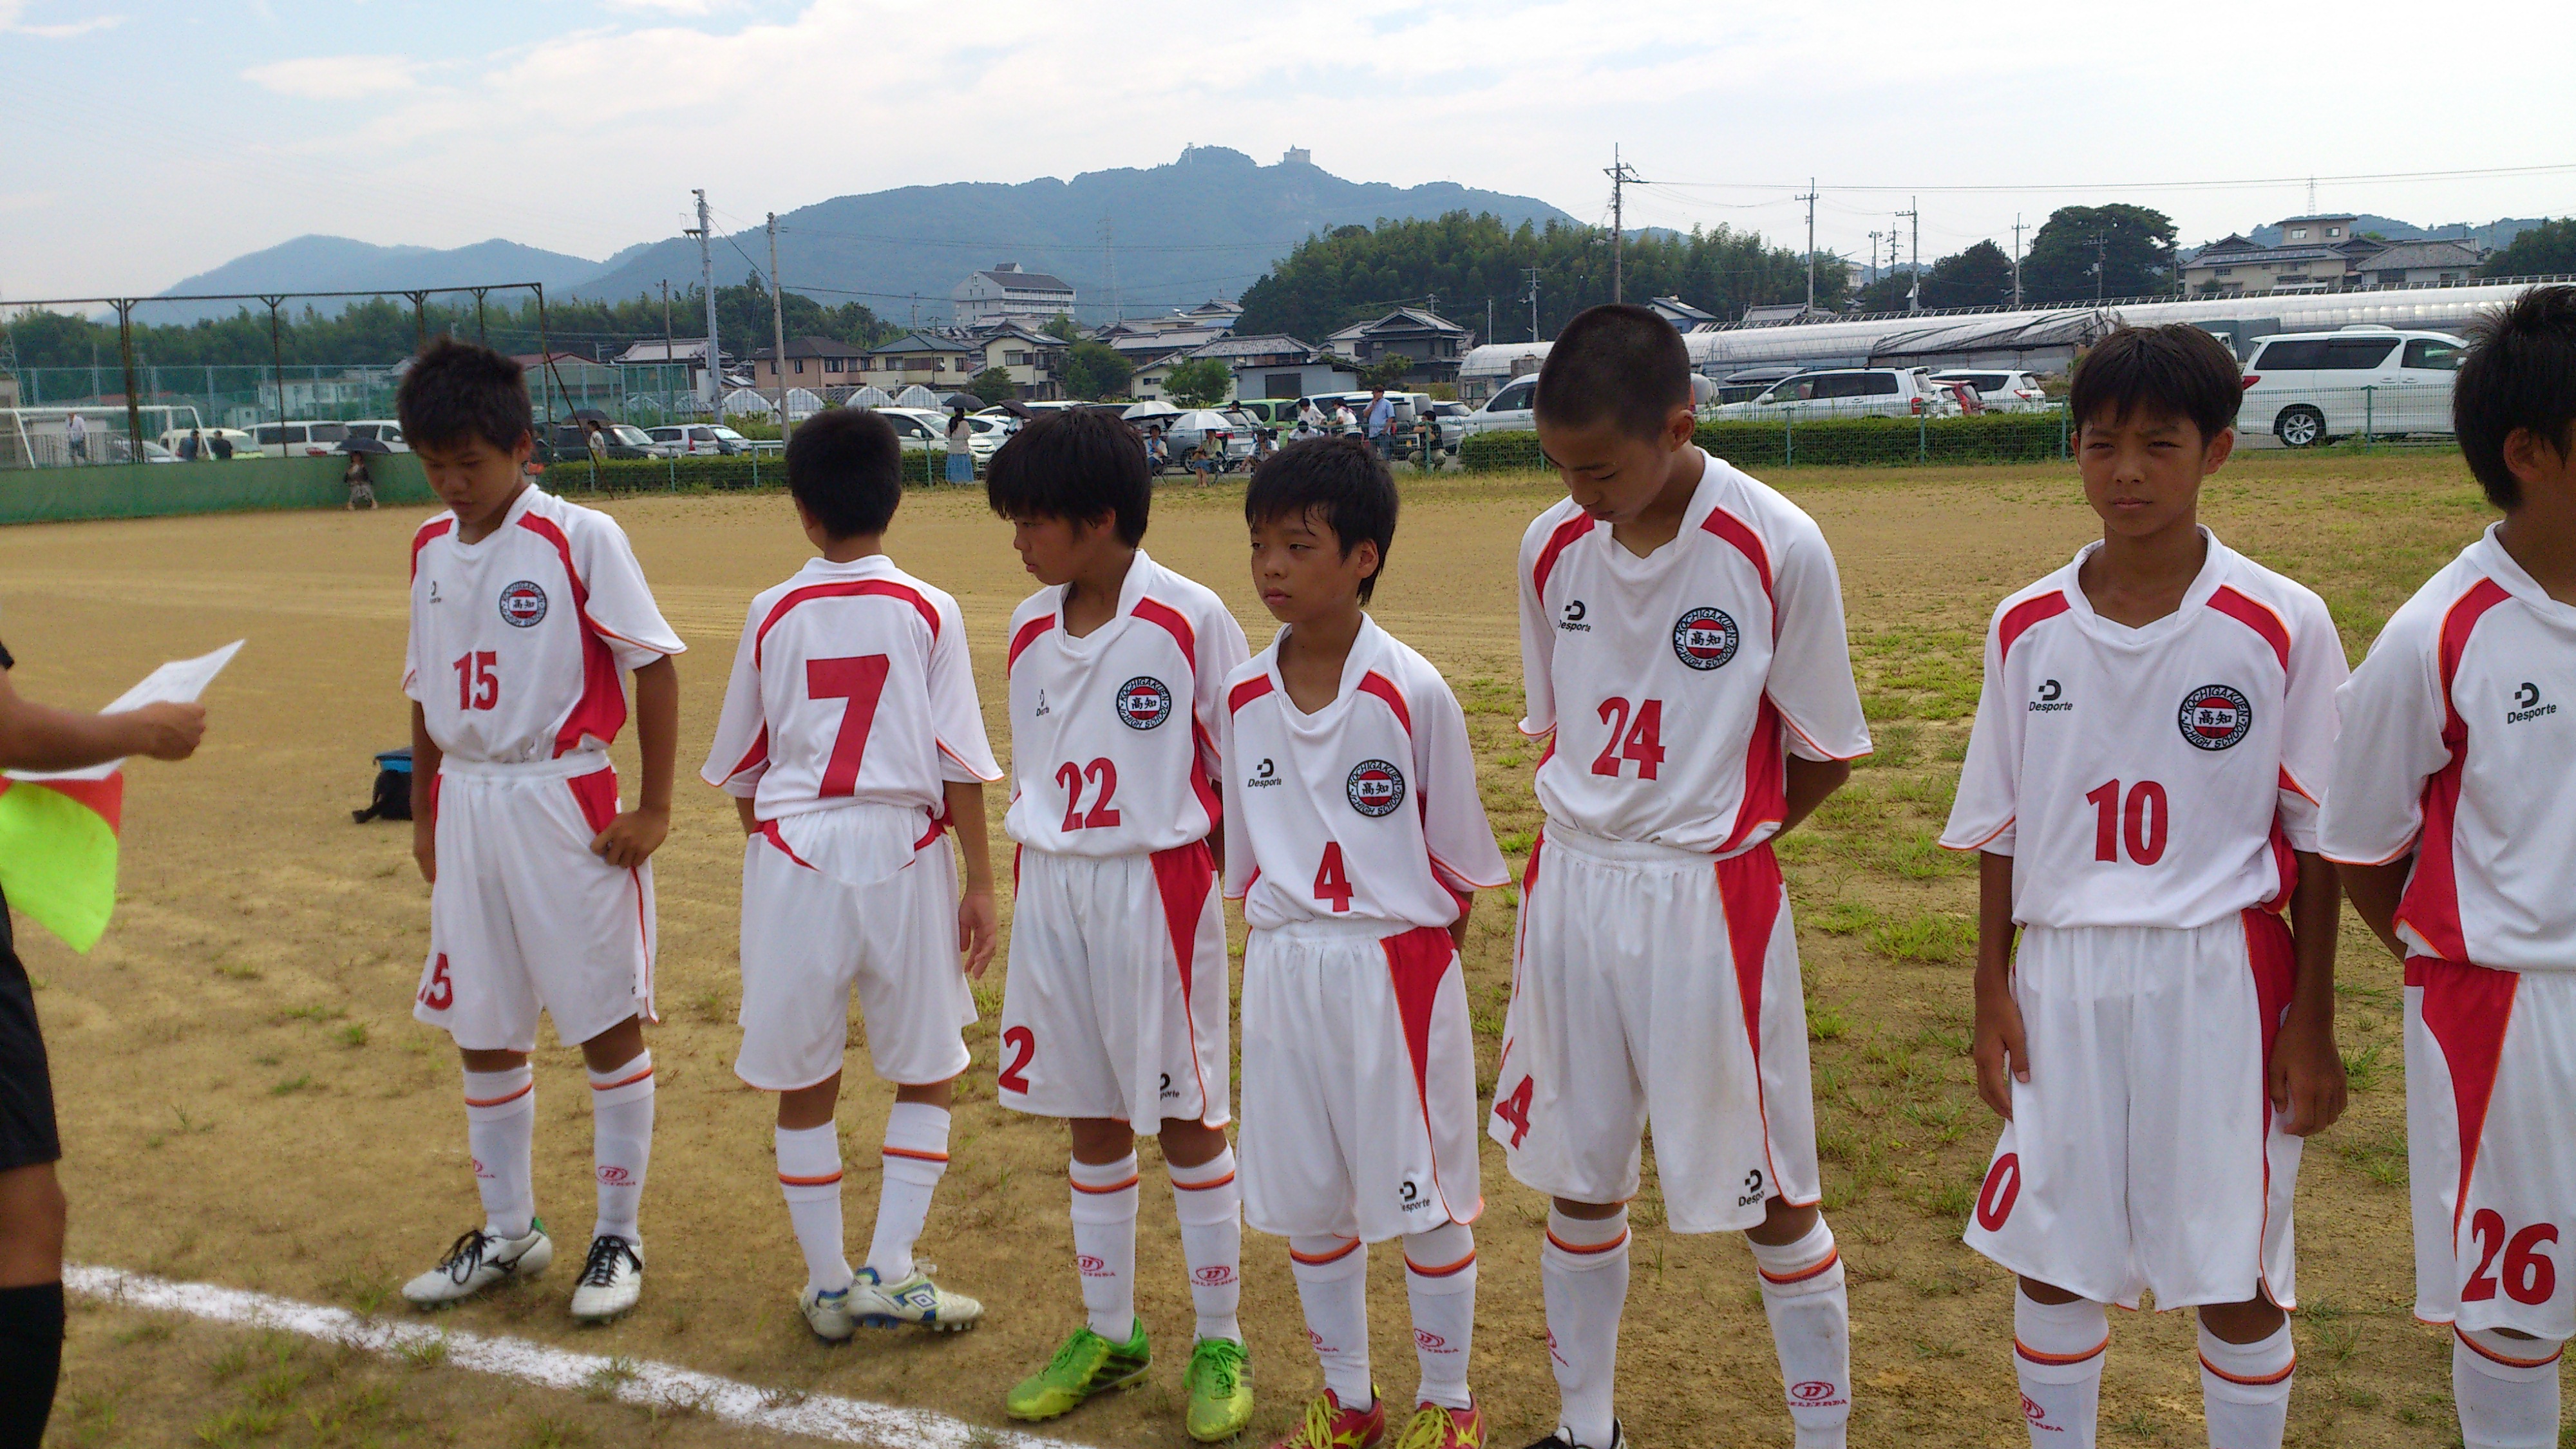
[{"left": 5, "top": 450, "right": 2499, "bottom": 1448}]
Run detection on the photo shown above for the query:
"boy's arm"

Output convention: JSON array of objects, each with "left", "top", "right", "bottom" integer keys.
[
  {"left": 2341, "top": 858, "right": 2411, "bottom": 958},
  {"left": 1779, "top": 756, "right": 1852, "bottom": 837},
  {"left": 2271, "top": 851, "right": 2347, "bottom": 1136},
  {"left": 591, "top": 656, "right": 677, "bottom": 869},
  {"left": 0, "top": 668, "right": 204, "bottom": 772},
  {"left": 411, "top": 703, "right": 441, "bottom": 884},
  {"left": 735, "top": 796, "right": 759, "bottom": 836},
  {"left": 945, "top": 780, "right": 998, "bottom": 979},
  {"left": 1970, "top": 850, "right": 2025, "bottom": 1121}
]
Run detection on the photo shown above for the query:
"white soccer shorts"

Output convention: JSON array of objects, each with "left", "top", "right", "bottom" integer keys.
[
  {"left": 1491, "top": 828, "right": 1818, "bottom": 1233},
  {"left": 1965, "top": 911, "right": 2302, "bottom": 1311},
  {"left": 414, "top": 755, "right": 656, "bottom": 1054},
  {"left": 2407, "top": 956, "right": 2576, "bottom": 1341},
  {"left": 997, "top": 840, "right": 1230, "bottom": 1128},
  {"left": 734, "top": 805, "right": 974, "bottom": 1092},
  {"left": 1238, "top": 919, "right": 1481, "bottom": 1243}
]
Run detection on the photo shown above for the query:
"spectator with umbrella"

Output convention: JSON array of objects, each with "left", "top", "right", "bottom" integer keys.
[{"left": 340, "top": 436, "right": 388, "bottom": 509}]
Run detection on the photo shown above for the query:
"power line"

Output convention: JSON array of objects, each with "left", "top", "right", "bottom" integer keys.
[{"left": 1647, "top": 160, "right": 2576, "bottom": 195}]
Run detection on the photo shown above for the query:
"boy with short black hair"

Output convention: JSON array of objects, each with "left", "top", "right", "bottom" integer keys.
[
  {"left": 1223, "top": 437, "right": 1510, "bottom": 1449},
  {"left": 2325, "top": 285, "right": 2576, "bottom": 1449},
  {"left": 702, "top": 406, "right": 1001, "bottom": 1340},
  {"left": 395, "top": 337, "right": 685, "bottom": 1322},
  {"left": 1944, "top": 323, "right": 2348, "bottom": 1449},
  {"left": 1499, "top": 303, "right": 1871, "bottom": 1449},
  {"left": 983, "top": 410, "right": 1256, "bottom": 1440}
]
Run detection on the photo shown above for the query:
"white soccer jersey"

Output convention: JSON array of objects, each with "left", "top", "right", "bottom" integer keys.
[
  {"left": 1002, "top": 552, "right": 1249, "bottom": 857},
  {"left": 1221, "top": 619, "right": 1510, "bottom": 933},
  {"left": 700, "top": 553, "right": 1001, "bottom": 832},
  {"left": 403, "top": 488, "right": 683, "bottom": 764},
  {"left": 1519, "top": 450, "right": 1871, "bottom": 857},
  {"left": 2322, "top": 526, "right": 2576, "bottom": 971},
  {"left": 1940, "top": 532, "right": 2346, "bottom": 931}
]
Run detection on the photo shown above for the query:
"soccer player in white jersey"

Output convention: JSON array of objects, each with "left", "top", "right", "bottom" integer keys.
[
  {"left": 701, "top": 408, "right": 1002, "bottom": 1340},
  {"left": 392, "top": 341, "right": 684, "bottom": 1321},
  {"left": 1943, "top": 325, "right": 2349, "bottom": 1449},
  {"left": 983, "top": 410, "right": 1255, "bottom": 1440},
  {"left": 1222, "top": 439, "right": 1510, "bottom": 1449},
  {"left": 2324, "top": 287, "right": 2576, "bottom": 1449},
  {"left": 1496, "top": 306, "right": 1870, "bottom": 1449}
]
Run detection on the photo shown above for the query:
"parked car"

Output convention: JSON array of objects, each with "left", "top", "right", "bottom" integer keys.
[
  {"left": 1708, "top": 368, "right": 1962, "bottom": 421},
  {"left": 1230, "top": 398, "right": 1300, "bottom": 435},
  {"left": 342, "top": 419, "right": 412, "bottom": 451},
  {"left": 156, "top": 426, "right": 258, "bottom": 459},
  {"left": 249, "top": 421, "right": 350, "bottom": 457},
  {"left": 1162, "top": 409, "right": 1254, "bottom": 469},
  {"left": 1927, "top": 370, "right": 2050, "bottom": 413},
  {"left": 875, "top": 408, "right": 960, "bottom": 452},
  {"left": 1461, "top": 375, "right": 1540, "bottom": 439},
  {"left": 540, "top": 422, "right": 654, "bottom": 462},
  {"left": 645, "top": 422, "right": 751, "bottom": 456},
  {"left": 1925, "top": 379, "right": 1985, "bottom": 415},
  {"left": 109, "top": 437, "right": 179, "bottom": 464},
  {"left": 2239, "top": 325, "right": 2463, "bottom": 447},
  {"left": 1712, "top": 366, "right": 1802, "bottom": 405},
  {"left": 1426, "top": 401, "right": 1471, "bottom": 454}
]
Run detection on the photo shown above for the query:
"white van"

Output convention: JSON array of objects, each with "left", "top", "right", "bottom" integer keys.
[
  {"left": 2240, "top": 326, "right": 2463, "bottom": 447},
  {"left": 1708, "top": 368, "right": 1963, "bottom": 422},
  {"left": 342, "top": 420, "right": 410, "bottom": 452},
  {"left": 250, "top": 421, "right": 350, "bottom": 457}
]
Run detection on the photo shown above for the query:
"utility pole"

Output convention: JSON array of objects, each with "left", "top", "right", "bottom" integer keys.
[
  {"left": 1604, "top": 146, "right": 1651, "bottom": 304},
  {"left": 768, "top": 213, "right": 789, "bottom": 439},
  {"left": 1486, "top": 296, "right": 1493, "bottom": 349},
  {"left": 2011, "top": 214, "right": 2027, "bottom": 310},
  {"left": 659, "top": 280, "right": 674, "bottom": 410},
  {"left": 1894, "top": 199, "right": 1920, "bottom": 311},
  {"left": 691, "top": 189, "right": 719, "bottom": 412},
  {"left": 1798, "top": 177, "right": 1819, "bottom": 313},
  {"left": 1100, "top": 220, "right": 1120, "bottom": 323},
  {"left": 1867, "top": 231, "right": 1881, "bottom": 287},
  {"left": 1523, "top": 267, "right": 1541, "bottom": 341},
  {"left": 2094, "top": 232, "right": 2109, "bottom": 303}
]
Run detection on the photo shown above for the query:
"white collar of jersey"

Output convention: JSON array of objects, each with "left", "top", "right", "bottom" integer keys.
[
  {"left": 2470, "top": 524, "right": 2576, "bottom": 625},
  {"left": 448, "top": 485, "right": 542, "bottom": 551},
  {"left": 1258, "top": 614, "right": 1386, "bottom": 721},
  {"left": 1063, "top": 548, "right": 1158, "bottom": 621},
  {"left": 2060, "top": 526, "right": 2233, "bottom": 645},
  {"left": 797, "top": 552, "right": 901, "bottom": 580}
]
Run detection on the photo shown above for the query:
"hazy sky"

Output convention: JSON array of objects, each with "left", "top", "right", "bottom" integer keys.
[{"left": 6, "top": 0, "right": 2573, "bottom": 301}]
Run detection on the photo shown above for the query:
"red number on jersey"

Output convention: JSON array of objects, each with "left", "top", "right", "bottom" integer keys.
[
  {"left": 2086, "top": 780, "right": 2169, "bottom": 866},
  {"left": 1493, "top": 1075, "right": 1535, "bottom": 1148},
  {"left": 806, "top": 654, "right": 891, "bottom": 797},
  {"left": 1590, "top": 697, "right": 1667, "bottom": 781},
  {"left": 1975, "top": 1153, "right": 2022, "bottom": 1231},
  {"left": 2464, "top": 1210, "right": 2559, "bottom": 1305},
  {"left": 451, "top": 651, "right": 498, "bottom": 711},
  {"left": 1313, "top": 841, "right": 1354, "bottom": 913},
  {"left": 997, "top": 1025, "right": 1036, "bottom": 1095},
  {"left": 417, "top": 953, "right": 455, "bottom": 1012},
  {"left": 1053, "top": 758, "right": 1123, "bottom": 832}
]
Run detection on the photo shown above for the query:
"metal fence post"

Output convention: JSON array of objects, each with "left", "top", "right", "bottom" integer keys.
[
  {"left": 2363, "top": 387, "right": 2374, "bottom": 448},
  {"left": 1918, "top": 407, "right": 1929, "bottom": 463},
  {"left": 115, "top": 300, "right": 141, "bottom": 460},
  {"left": 1784, "top": 417, "right": 1794, "bottom": 468},
  {"left": 2058, "top": 407, "right": 2069, "bottom": 460}
]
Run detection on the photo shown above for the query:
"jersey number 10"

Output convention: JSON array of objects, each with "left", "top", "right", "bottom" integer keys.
[{"left": 2085, "top": 779, "right": 2168, "bottom": 866}]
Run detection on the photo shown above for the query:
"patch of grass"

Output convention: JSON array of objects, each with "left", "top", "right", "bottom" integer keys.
[
  {"left": 2336, "top": 1130, "right": 2409, "bottom": 1188},
  {"left": 335, "top": 1271, "right": 393, "bottom": 1314},
  {"left": 1493, "top": 753, "right": 1524, "bottom": 770},
  {"left": 277, "top": 1004, "right": 346, "bottom": 1023},
  {"left": 1499, "top": 829, "right": 1537, "bottom": 855},
  {"left": 692, "top": 990, "right": 729, "bottom": 1025},
  {"left": 207, "top": 1340, "right": 254, "bottom": 1383},
  {"left": 1810, "top": 900, "right": 1882, "bottom": 936},
  {"left": 251, "top": 1054, "right": 282, "bottom": 1068},
  {"left": 114, "top": 1319, "right": 174, "bottom": 1346},
  {"left": 516, "top": 1416, "right": 592, "bottom": 1449},
  {"left": 397, "top": 1332, "right": 450, "bottom": 1370},
  {"left": 193, "top": 1405, "right": 286, "bottom": 1445},
  {"left": 1868, "top": 910, "right": 1975, "bottom": 964},
  {"left": 1861, "top": 722, "right": 1920, "bottom": 769},
  {"left": 581, "top": 1356, "right": 640, "bottom": 1403},
  {"left": 1913, "top": 1179, "right": 1977, "bottom": 1219},
  {"left": 2342, "top": 1040, "right": 2387, "bottom": 1094},
  {"left": 336, "top": 1023, "right": 368, "bottom": 1049},
  {"left": 269, "top": 1074, "right": 313, "bottom": 1096},
  {"left": 1808, "top": 1002, "right": 1849, "bottom": 1041}
]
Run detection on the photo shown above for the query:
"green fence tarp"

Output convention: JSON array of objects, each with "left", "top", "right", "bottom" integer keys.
[{"left": 0, "top": 455, "right": 438, "bottom": 526}]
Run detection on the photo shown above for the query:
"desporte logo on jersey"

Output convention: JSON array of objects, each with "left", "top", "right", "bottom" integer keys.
[
  {"left": 2031, "top": 678, "right": 2070, "bottom": 713},
  {"left": 1672, "top": 607, "right": 1739, "bottom": 670},
  {"left": 1347, "top": 759, "right": 1406, "bottom": 817},
  {"left": 1246, "top": 757, "right": 1281, "bottom": 788},
  {"left": 498, "top": 580, "right": 548, "bottom": 627},
  {"left": 1115, "top": 675, "right": 1173, "bottom": 730},
  {"left": 2177, "top": 685, "right": 2252, "bottom": 750},
  {"left": 1559, "top": 599, "right": 1591, "bottom": 633},
  {"left": 2509, "top": 681, "right": 2557, "bottom": 724}
]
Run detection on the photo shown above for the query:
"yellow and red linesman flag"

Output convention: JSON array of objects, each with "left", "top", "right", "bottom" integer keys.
[{"left": 0, "top": 639, "right": 240, "bottom": 952}]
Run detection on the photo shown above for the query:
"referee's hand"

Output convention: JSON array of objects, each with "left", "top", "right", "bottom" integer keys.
[{"left": 121, "top": 701, "right": 205, "bottom": 760}]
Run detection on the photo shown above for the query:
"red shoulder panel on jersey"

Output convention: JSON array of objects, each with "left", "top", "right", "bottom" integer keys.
[
  {"left": 1357, "top": 670, "right": 1412, "bottom": 736},
  {"left": 1227, "top": 674, "right": 1274, "bottom": 714},
  {"left": 2396, "top": 578, "right": 2513, "bottom": 963},
  {"left": 1996, "top": 591, "right": 2071, "bottom": 664},
  {"left": 754, "top": 580, "right": 941, "bottom": 667},
  {"left": 410, "top": 517, "right": 453, "bottom": 581},
  {"left": 2413, "top": 956, "right": 2519, "bottom": 1235},
  {"left": 723, "top": 726, "right": 770, "bottom": 785},
  {"left": 1007, "top": 614, "right": 1056, "bottom": 670},
  {"left": 1531, "top": 513, "right": 1597, "bottom": 600},
  {"left": 515, "top": 512, "right": 627, "bottom": 757},
  {"left": 2207, "top": 586, "right": 2291, "bottom": 671},
  {"left": 1132, "top": 597, "right": 1197, "bottom": 668},
  {"left": 1699, "top": 505, "right": 1774, "bottom": 603}
]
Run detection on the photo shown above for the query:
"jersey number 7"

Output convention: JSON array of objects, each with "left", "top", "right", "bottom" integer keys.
[{"left": 808, "top": 655, "right": 891, "bottom": 797}]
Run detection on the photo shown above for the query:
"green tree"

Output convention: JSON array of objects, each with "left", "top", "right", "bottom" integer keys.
[
  {"left": 1062, "top": 340, "right": 1133, "bottom": 400},
  {"left": 967, "top": 365, "right": 1016, "bottom": 404},
  {"left": 1359, "top": 357, "right": 1414, "bottom": 390},
  {"left": 2482, "top": 218, "right": 2576, "bottom": 278},
  {"left": 2020, "top": 205, "right": 2178, "bottom": 304},
  {"left": 1041, "top": 313, "right": 1082, "bottom": 343},
  {"left": 1162, "top": 357, "right": 1233, "bottom": 408}
]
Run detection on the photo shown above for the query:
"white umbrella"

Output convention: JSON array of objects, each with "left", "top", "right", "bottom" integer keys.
[{"left": 1122, "top": 400, "right": 1182, "bottom": 421}]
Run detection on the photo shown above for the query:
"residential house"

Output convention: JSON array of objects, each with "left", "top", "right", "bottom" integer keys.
[
  {"left": 2358, "top": 240, "right": 2484, "bottom": 288},
  {"left": 511, "top": 352, "right": 621, "bottom": 410},
  {"left": 2179, "top": 215, "right": 2477, "bottom": 296},
  {"left": 749, "top": 336, "right": 869, "bottom": 392},
  {"left": 962, "top": 323, "right": 1069, "bottom": 400},
  {"left": 1320, "top": 307, "right": 1475, "bottom": 383},
  {"left": 953, "top": 263, "right": 1077, "bottom": 327},
  {"left": 1182, "top": 333, "right": 1355, "bottom": 402},
  {"left": 852, "top": 332, "right": 976, "bottom": 386},
  {"left": 1649, "top": 296, "right": 1719, "bottom": 329},
  {"left": 611, "top": 339, "right": 727, "bottom": 396},
  {"left": 1740, "top": 302, "right": 1837, "bottom": 326}
]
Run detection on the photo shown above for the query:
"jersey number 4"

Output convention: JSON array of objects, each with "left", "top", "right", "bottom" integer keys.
[
  {"left": 1591, "top": 697, "right": 1666, "bottom": 781},
  {"left": 1055, "top": 759, "right": 1122, "bottom": 832},
  {"left": 1314, "top": 841, "right": 1354, "bottom": 913},
  {"left": 2085, "top": 779, "right": 2168, "bottom": 865},
  {"left": 808, "top": 655, "right": 891, "bottom": 797}
]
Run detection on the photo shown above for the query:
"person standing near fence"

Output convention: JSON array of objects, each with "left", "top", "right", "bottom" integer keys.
[
  {"left": 947, "top": 408, "right": 976, "bottom": 484},
  {"left": 345, "top": 453, "right": 378, "bottom": 511},
  {"left": 62, "top": 415, "right": 86, "bottom": 466}
]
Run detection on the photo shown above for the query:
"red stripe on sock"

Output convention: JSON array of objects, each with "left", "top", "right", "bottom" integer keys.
[
  {"left": 777, "top": 1171, "right": 843, "bottom": 1187},
  {"left": 1405, "top": 1249, "right": 1476, "bottom": 1278},
  {"left": 1544, "top": 1229, "right": 1629, "bottom": 1255},
  {"left": 1069, "top": 1173, "right": 1137, "bottom": 1193},
  {"left": 1289, "top": 1238, "right": 1361, "bottom": 1265},
  {"left": 589, "top": 1066, "right": 654, "bottom": 1092},
  {"left": 463, "top": 1082, "right": 533, "bottom": 1108},
  {"left": 1756, "top": 1245, "right": 1839, "bottom": 1285},
  {"left": 2015, "top": 1336, "right": 2109, "bottom": 1367},
  {"left": 2455, "top": 1329, "right": 2562, "bottom": 1370},
  {"left": 882, "top": 1146, "right": 951, "bottom": 1165},
  {"left": 1171, "top": 1171, "right": 1236, "bottom": 1191},
  {"left": 2198, "top": 1351, "right": 2296, "bottom": 1386}
]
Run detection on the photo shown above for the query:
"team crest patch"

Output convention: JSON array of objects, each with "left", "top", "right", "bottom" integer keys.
[
  {"left": 1346, "top": 759, "right": 1406, "bottom": 817},
  {"left": 1115, "top": 675, "right": 1173, "bottom": 730},
  {"left": 2178, "top": 685, "right": 2253, "bottom": 750},
  {"left": 497, "top": 580, "right": 548, "bottom": 628},
  {"left": 1672, "top": 607, "right": 1739, "bottom": 670}
]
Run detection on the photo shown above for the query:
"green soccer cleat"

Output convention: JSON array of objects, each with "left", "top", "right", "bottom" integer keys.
[
  {"left": 1005, "top": 1320, "right": 1152, "bottom": 1421},
  {"left": 1184, "top": 1336, "right": 1254, "bottom": 1441}
]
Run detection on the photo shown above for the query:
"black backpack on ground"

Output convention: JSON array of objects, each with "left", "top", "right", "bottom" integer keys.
[{"left": 352, "top": 748, "right": 413, "bottom": 823}]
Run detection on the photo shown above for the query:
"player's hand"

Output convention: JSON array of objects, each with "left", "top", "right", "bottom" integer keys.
[
  {"left": 2269, "top": 1008, "right": 2347, "bottom": 1137},
  {"left": 957, "top": 886, "right": 998, "bottom": 980},
  {"left": 413, "top": 815, "right": 437, "bottom": 884},
  {"left": 1973, "top": 989, "right": 2030, "bottom": 1121},
  {"left": 123, "top": 701, "right": 206, "bottom": 761},
  {"left": 591, "top": 806, "right": 669, "bottom": 870}
]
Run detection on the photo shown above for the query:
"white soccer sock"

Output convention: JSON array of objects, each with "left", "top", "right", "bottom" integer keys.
[
  {"left": 2013, "top": 1287, "right": 2107, "bottom": 1449},
  {"left": 1750, "top": 1217, "right": 1852, "bottom": 1449},
  {"left": 1070, "top": 1153, "right": 1141, "bottom": 1339},
  {"left": 2197, "top": 1321, "right": 2293, "bottom": 1449},
  {"left": 460, "top": 1066, "right": 536, "bottom": 1242},
  {"left": 1405, "top": 1220, "right": 1477, "bottom": 1412},
  {"left": 2452, "top": 1327, "right": 2564, "bottom": 1449},
  {"left": 864, "top": 1102, "right": 950, "bottom": 1283},
  {"left": 1289, "top": 1236, "right": 1373, "bottom": 1412},
  {"left": 774, "top": 1122, "right": 851, "bottom": 1296},
  {"left": 1540, "top": 1206, "right": 1629, "bottom": 1449},
  {"left": 586, "top": 1051, "right": 654, "bottom": 1247},
  {"left": 1168, "top": 1148, "right": 1243, "bottom": 1343}
]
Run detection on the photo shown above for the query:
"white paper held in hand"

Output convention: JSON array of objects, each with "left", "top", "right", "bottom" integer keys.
[{"left": 8, "top": 638, "right": 243, "bottom": 783}]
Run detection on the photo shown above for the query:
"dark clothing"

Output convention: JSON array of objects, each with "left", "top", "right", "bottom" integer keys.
[
  {"left": 0, "top": 1282, "right": 64, "bottom": 1448},
  {"left": 0, "top": 636, "right": 53, "bottom": 1175}
]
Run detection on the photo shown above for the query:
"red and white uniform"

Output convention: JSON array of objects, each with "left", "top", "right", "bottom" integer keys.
[
  {"left": 701, "top": 554, "right": 1000, "bottom": 1090},
  {"left": 404, "top": 488, "right": 683, "bottom": 1052},
  {"left": 1943, "top": 532, "right": 2344, "bottom": 1309},
  {"left": 1492, "top": 451, "right": 1870, "bottom": 1233},
  {"left": 995, "top": 553, "right": 1249, "bottom": 1126},
  {"left": 1220, "top": 619, "right": 1510, "bottom": 1242},
  {"left": 2323, "top": 525, "right": 2576, "bottom": 1341}
]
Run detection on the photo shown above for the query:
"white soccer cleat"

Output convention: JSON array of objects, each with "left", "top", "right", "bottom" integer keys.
[
  {"left": 847, "top": 1265, "right": 981, "bottom": 1331},
  {"left": 797, "top": 1283, "right": 857, "bottom": 1342},
  {"left": 568, "top": 1235, "right": 644, "bottom": 1321},
  {"left": 402, "top": 1224, "right": 553, "bottom": 1307}
]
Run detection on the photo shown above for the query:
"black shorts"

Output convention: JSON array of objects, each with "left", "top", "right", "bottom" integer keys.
[{"left": 0, "top": 934, "right": 59, "bottom": 1173}]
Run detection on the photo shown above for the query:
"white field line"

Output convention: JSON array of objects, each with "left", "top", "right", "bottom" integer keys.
[{"left": 66, "top": 1264, "right": 1089, "bottom": 1449}]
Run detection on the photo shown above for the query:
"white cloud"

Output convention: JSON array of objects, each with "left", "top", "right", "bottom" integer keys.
[
  {"left": 0, "top": 3, "right": 123, "bottom": 35},
  {"left": 241, "top": 53, "right": 422, "bottom": 101}
]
